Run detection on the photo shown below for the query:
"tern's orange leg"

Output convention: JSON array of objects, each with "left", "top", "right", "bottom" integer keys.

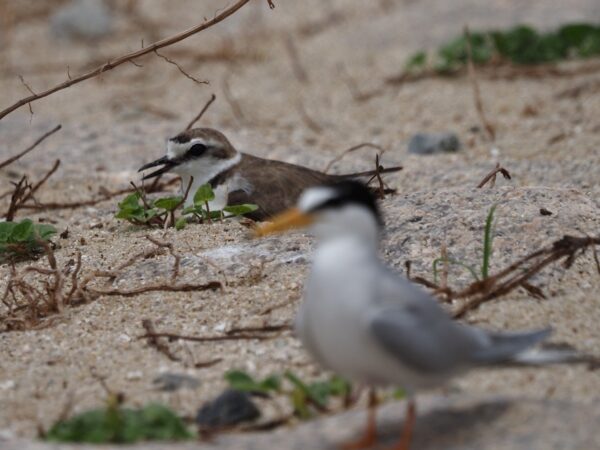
[
  {"left": 342, "top": 389, "right": 378, "bottom": 449},
  {"left": 388, "top": 400, "right": 416, "bottom": 450}
]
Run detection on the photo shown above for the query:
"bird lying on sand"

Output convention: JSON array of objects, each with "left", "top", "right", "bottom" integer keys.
[
  {"left": 255, "top": 180, "right": 591, "bottom": 450},
  {"left": 138, "top": 128, "right": 401, "bottom": 221}
]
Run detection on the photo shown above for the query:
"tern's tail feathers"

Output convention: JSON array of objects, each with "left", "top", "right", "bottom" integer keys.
[{"left": 471, "top": 328, "right": 593, "bottom": 367}]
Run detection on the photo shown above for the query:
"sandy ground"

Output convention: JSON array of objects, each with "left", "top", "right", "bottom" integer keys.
[{"left": 1, "top": 0, "right": 600, "bottom": 448}]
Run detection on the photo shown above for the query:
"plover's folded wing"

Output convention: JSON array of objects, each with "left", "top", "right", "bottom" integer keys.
[{"left": 229, "top": 154, "right": 333, "bottom": 220}]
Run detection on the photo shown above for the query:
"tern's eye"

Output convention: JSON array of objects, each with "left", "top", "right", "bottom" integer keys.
[{"left": 189, "top": 143, "right": 207, "bottom": 157}]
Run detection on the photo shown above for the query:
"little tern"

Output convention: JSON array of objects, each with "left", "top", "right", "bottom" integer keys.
[{"left": 256, "top": 180, "right": 588, "bottom": 449}]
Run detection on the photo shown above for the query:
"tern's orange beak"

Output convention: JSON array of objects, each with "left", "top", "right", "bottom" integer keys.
[{"left": 254, "top": 208, "right": 315, "bottom": 237}]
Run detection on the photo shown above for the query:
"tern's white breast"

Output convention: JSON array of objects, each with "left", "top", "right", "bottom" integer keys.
[{"left": 297, "top": 237, "right": 427, "bottom": 389}]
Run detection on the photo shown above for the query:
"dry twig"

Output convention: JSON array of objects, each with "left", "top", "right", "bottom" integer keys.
[
  {"left": 185, "top": 93, "right": 216, "bottom": 130},
  {"left": 295, "top": 98, "right": 323, "bottom": 134},
  {"left": 154, "top": 50, "right": 209, "bottom": 85},
  {"left": 477, "top": 162, "right": 512, "bottom": 188},
  {"left": 142, "top": 319, "right": 181, "bottom": 362},
  {"left": 409, "top": 235, "right": 600, "bottom": 319},
  {"left": 464, "top": 26, "right": 495, "bottom": 141},
  {"left": 284, "top": 34, "right": 309, "bottom": 84},
  {"left": 4, "top": 160, "right": 61, "bottom": 221},
  {"left": 18, "top": 177, "right": 179, "bottom": 211},
  {"left": 145, "top": 235, "right": 180, "bottom": 282},
  {"left": 0, "top": 125, "right": 61, "bottom": 170},
  {"left": 138, "top": 326, "right": 287, "bottom": 343},
  {"left": 452, "top": 235, "right": 600, "bottom": 318},
  {"left": 324, "top": 143, "right": 387, "bottom": 174},
  {"left": 0, "top": 0, "right": 253, "bottom": 121},
  {"left": 222, "top": 76, "right": 246, "bottom": 123}
]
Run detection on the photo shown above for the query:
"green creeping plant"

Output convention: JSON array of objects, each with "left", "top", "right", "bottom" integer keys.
[
  {"left": 405, "top": 23, "right": 600, "bottom": 73},
  {"left": 115, "top": 184, "right": 258, "bottom": 229},
  {"left": 0, "top": 219, "right": 56, "bottom": 260},
  {"left": 45, "top": 402, "right": 194, "bottom": 444}
]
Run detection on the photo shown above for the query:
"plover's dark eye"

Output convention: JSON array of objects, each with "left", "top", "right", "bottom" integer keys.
[{"left": 189, "top": 143, "right": 207, "bottom": 157}]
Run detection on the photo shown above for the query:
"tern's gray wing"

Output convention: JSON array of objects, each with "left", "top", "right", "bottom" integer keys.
[
  {"left": 369, "top": 269, "right": 485, "bottom": 373},
  {"left": 370, "top": 268, "right": 553, "bottom": 373}
]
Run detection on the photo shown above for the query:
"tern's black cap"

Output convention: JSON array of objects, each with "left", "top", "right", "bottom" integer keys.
[{"left": 310, "top": 180, "right": 383, "bottom": 225}]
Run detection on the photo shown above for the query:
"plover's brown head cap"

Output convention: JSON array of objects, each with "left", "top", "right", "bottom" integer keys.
[{"left": 138, "top": 128, "right": 239, "bottom": 180}]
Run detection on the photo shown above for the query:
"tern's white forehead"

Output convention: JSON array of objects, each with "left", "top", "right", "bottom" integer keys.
[
  {"left": 166, "top": 137, "right": 222, "bottom": 160},
  {"left": 298, "top": 186, "right": 337, "bottom": 212}
]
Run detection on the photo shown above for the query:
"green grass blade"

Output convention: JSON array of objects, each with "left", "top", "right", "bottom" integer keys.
[{"left": 481, "top": 204, "right": 497, "bottom": 279}]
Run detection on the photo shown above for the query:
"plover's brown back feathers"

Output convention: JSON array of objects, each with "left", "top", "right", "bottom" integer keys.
[
  {"left": 228, "top": 154, "right": 402, "bottom": 220},
  {"left": 228, "top": 154, "right": 334, "bottom": 220}
]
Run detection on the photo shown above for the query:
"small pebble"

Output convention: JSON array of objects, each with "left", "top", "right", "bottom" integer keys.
[
  {"left": 153, "top": 373, "right": 200, "bottom": 391},
  {"left": 408, "top": 132, "right": 462, "bottom": 155}
]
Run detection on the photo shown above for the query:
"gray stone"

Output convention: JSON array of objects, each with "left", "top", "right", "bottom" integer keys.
[
  {"left": 152, "top": 373, "right": 200, "bottom": 392},
  {"left": 408, "top": 132, "right": 462, "bottom": 155},
  {"left": 50, "top": 0, "right": 113, "bottom": 41},
  {"left": 196, "top": 390, "right": 261, "bottom": 430}
]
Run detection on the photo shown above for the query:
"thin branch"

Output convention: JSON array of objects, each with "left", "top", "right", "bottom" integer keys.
[
  {"left": 324, "top": 143, "right": 387, "bottom": 174},
  {"left": 225, "top": 323, "right": 292, "bottom": 335},
  {"left": 185, "top": 94, "right": 216, "bottom": 130},
  {"left": 296, "top": 98, "right": 322, "bottom": 134},
  {"left": 138, "top": 329, "right": 284, "bottom": 343},
  {"left": 20, "top": 159, "right": 61, "bottom": 205},
  {"left": 18, "top": 75, "right": 36, "bottom": 95},
  {"left": 222, "top": 76, "right": 246, "bottom": 123},
  {"left": 154, "top": 50, "right": 209, "bottom": 85},
  {"left": 0, "top": 0, "right": 253, "bottom": 121},
  {"left": 18, "top": 177, "right": 179, "bottom": 211},
  {"left": 451, "top": 235, "right": 600, "bottom": 318},
  {"left": 284, "top": 34, "right": 309, "bottom": 84},
  {"left": 142, "top": 319, "right": 181, "bottom": 362},
  {"left": 145, "top": 235, "right": 180, "bottom": 282},
  {"left": 0, "top": 124, "right": 61, "bottom": 170},
  {"left": 338, "top": 63, "right": 382, "bottom": 102},
  {"left": 477, "top": 162, "right": 512, "bottom": 188},
  {"left": 87, "top": 281, "right": 222, "bottom": 297},
  {"left": 4, "top": 160, "right": 60, "bottom": 221},
  {"left": 464, "top": 26, "right": 495, "bottom": 141}
]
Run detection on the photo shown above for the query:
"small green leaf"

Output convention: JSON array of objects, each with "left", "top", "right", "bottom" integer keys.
[
  {"left": 225, "top": 370, "right": 280, "bottom": 394},
  {"left": 393, "top": 388, "right": 406, "bottom": 399},
  {"left": 181, "top": 205, "right": 200, "bottom": 215},
  {"left": 0, "top": 222, "right": 16, "bottom": 241},
  {"left": 118, "top": 193, "right": 142, "bottom": 209},
  {"left": 222, "top": 204, "right": 259, "bottom": 217},
  {"left": 404, "top": 51, "right": 427, "bottom": 71},
  {"left": 11, "top": 219, "right": 34, "bottom": 242},
  {"left": 258, "top": 375, "right": 281, "bottom": 392},
  {"left": 284, "top": 371, "right": 309, "bottom": 393},
  {"left": 153, "top": 196, "right": 182, "bottom": 212},
  {"left": 224, "top": 370, "right": 259, "bottom": 392},
  {"left": 175, "top": 217, "right": 187, "bottom": 230},
  {"left": 193, "top": 184, "right": 215, "bottom": 205},
  {"left": 327, "top": 376, "right": 352, "bottom": 397},
  {"left": 34, "top": 224, "right": 57, "bottom": 240},
  {"left": 290, "top": 387, "right": 311, "bottom": 420}
]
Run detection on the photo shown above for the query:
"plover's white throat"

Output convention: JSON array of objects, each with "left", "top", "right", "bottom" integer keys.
[
  {"left": 256, "top": 180, "right": 591, "bottom": 450},
  {"left": 138, "top": 128, "right": 402, "bottom": 220}
]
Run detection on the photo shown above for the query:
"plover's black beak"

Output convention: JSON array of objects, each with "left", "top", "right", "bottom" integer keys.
[{"left": 138, "top": 155, "right": 177, "bottom": 180}]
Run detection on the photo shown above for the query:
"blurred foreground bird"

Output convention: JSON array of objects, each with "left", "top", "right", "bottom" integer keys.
[
  {"left": 138, "top": 128, "right": 401, "bottom": 221},
  {"left": 255, "top": 180, "right": 590, "bottom": 449}
]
